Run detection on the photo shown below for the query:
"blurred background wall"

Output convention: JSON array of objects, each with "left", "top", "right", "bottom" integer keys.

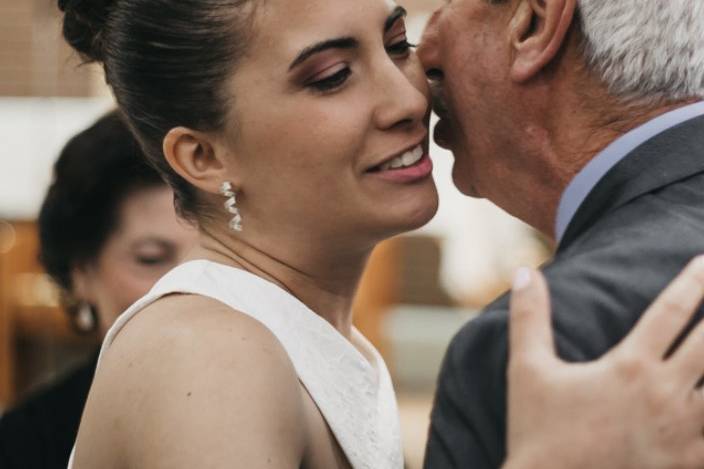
[
  {"left": 0, "top": 0, "right": 110, "bottom": 409},
  {"left": 0, "top": 1, "right": 551, "bottom": 467}
]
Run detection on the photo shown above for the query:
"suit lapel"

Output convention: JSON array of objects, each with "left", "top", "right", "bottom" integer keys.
[{"left": 558, "top": 115, "right": 704, "bottom": 251}]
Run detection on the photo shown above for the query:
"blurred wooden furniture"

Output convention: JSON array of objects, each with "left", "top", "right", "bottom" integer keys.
[
  {"left": 353, "top": 240, "right": 401, "bottom": 358},
  {"left": 353, "top": 235, "right": 455, "bottom": 360},
  {"left": 0, "top": 220, "right": 92, "bottom": 408}
]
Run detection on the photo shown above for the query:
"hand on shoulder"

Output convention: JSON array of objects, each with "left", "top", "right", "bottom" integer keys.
[{"left": 505, "top": 257, "right": 704, "bottom": 469}]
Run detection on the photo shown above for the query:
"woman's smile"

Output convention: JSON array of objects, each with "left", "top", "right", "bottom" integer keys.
[{"left": 364, "top": 144, "right": 434, "bottom": 184}]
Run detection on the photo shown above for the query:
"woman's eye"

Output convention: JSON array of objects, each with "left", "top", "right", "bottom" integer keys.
[
  {"left": 308, "top": 67, "right": 352, "bottom": 92},
  {"left": 386, "top": 38, "right": 415, "bottom": 57},
  {"left": 136, "top": 255, "right": 167, "bottom": 266}
]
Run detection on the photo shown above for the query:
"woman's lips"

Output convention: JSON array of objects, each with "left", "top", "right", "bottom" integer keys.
[
  {"left": 433, "top": 118, "right": 453, "bottom": 149},
  {"left": 369, "top": 153, "right": 434, "bottom": 183}
]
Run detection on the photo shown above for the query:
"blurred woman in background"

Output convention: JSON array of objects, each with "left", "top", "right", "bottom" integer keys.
[{"left": 0, "top": 111, "right": 197, "bottom": 469}]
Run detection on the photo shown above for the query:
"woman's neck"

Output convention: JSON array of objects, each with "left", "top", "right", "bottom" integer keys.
[{"left": 189, "top": 227, "right": 373, "bottom": 339}]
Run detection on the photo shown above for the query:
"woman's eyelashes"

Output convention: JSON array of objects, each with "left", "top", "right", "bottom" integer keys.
[
  {"left": 132, "top": 245, "right": 174, "bottom": 267},
  {"left": 308, "top": 65, "right": 352, "bottom": 92},
  {"left": 386, "top": 36, "right": 415, "bottom": 57},
  {"left": 135, "top": 255, "right": 169, "bottom": 266},
  {"left": 306, "top": 37, "right": 415, "bottom": 93}
]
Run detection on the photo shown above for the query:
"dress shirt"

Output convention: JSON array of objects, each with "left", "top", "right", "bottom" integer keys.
[{"left": 555, "top": 100, "right": 704, "bottom": 242}]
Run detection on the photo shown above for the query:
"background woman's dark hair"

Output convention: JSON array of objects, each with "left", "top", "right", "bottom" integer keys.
[
  {"left": 38, "top": 110, "right": 164, "bottom": 300},
  {"left": 57, "top": 0, "right": 255, "bottom": 222}
]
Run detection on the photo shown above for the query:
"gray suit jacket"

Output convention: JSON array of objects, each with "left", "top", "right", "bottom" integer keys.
[{"left": 424, "top": 114, "right": 704, "bottom": 468}]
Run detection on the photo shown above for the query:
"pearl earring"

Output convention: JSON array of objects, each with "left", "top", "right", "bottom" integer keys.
[
  {"left": 75, "top": 302, "right": 97, "bottom": 333},
  {"left": 219, "top": 181, "right": 243, "bottom": 232}
]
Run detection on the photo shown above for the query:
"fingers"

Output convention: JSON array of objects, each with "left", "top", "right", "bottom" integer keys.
[
  {"left": 627, "top": 255, "right": 704, "bottom": 359},
  {"left": 509, "top": 268, "right": 557, "bottom": 364},
  {"left": 669, "top": 307, "right": 704, "bottom": 389}
]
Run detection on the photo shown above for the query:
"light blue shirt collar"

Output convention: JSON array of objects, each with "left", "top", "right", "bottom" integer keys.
[{"left": 555, "top": 101, "right": 704, "bottom": 242}]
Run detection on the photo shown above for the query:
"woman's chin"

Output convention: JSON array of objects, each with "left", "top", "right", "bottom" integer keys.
[
  {"left": 408, "top": 184, "right": 440, "bottom": 225},
  {"left": 407, "top": 195, "right": 439, "bottom": 229},
  {"left": 373, "top": 189, "right": 440, "bottom": 238}
]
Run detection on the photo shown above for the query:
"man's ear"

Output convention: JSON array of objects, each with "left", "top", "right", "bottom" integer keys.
[
  {"left": 163, "top": 127, "right": 237, "bottom": 195},
  {"left": 509, "top": 0, "right": 577, "bottom": 82}
]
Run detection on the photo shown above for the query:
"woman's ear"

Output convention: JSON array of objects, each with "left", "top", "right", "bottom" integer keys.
[
  {"left": 509, "top": 0, "right": 577, "bottom": 83},
  {"left": 70, "top": 265, "right": 96, "bottom": 305},
  {"left": 163, "top": 127, "right": 236, "bottom": 194}
]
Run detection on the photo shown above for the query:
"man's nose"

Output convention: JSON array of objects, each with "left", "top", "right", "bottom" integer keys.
[{"left": 417, "top": 11, "right": 444, "bottom": 81}]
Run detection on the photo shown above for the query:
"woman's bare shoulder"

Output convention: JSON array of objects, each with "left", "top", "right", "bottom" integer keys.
[
  {"left": 74, "top": 294, "right": 306, "bottom": 468},
  {"left": 100, "top": 294, "right": 298, "bottom": 389},
  {"left": 109, "top": 293, "right": 291, "bottom": 365}
]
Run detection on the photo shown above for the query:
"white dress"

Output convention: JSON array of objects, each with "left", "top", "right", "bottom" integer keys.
[{"left": 68, "top": 259, "right": 404, "bottom": 469}]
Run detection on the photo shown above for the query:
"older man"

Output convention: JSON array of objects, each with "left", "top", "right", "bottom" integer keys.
[{"left": 417, "top": 0, "right": 704, "bottom": 467}]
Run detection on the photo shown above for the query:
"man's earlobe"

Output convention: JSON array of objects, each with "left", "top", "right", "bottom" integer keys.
[
  {"left": 509, "top": 0, "right": 577, "bottom": 83},
  {"left": 163, "top": 127, "right": 230, "bottom": 195}
]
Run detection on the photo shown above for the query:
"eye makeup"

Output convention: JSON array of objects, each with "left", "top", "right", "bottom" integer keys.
[{"left": 288, "top": 5, "right": 412, "bottom": 94}]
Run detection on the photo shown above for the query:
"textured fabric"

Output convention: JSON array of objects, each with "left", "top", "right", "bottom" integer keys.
[
  {"left": 424, "top": 115, "right": 704, "bottom": 469},
  {"left": 0, "top": 353, "right": 98, "bottom": 469},
  {"left": 555, "top": 101, "right": 704, "bottom": 241},
  {"left": 68, "top": 260, "right": 403, "bottom": 469}
]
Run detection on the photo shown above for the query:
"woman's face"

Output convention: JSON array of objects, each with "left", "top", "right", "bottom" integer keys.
[
  {"left": 74, "top": 186, "right": 198, "bottom": 334},
  {"left": 222, "top": 0, "right": 438, "bottom": 253}
]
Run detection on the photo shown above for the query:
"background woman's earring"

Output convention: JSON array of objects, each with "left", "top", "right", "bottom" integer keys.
[
  {"left": 220, "top": 181, "right": 243, "bottom": 232},
  {"left": 74, "top": 302, "right": 97, "bottom": 334}
]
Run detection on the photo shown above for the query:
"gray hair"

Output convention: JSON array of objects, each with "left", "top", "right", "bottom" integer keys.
[{"left": 578, "top": 0, "right": 704, "bottom": 102}]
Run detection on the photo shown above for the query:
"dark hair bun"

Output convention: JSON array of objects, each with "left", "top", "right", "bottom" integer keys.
[{"left": 58, "top": 0, "right": 115, "bottom": 62}]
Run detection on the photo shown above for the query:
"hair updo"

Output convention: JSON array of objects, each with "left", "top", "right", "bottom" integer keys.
[
  {"left": 57, "top": 0, "right": 255, "bottom": 222},
  {"left": 58, "top": 0, "right": 113, "bottom": 61}
]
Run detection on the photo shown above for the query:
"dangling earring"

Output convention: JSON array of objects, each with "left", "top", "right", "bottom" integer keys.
[
  {"left": 73, "top": 302, "right": 97, "bottom": 334},
  {"left": 219, "top": 181, "right": 243, "bottom": 232}
]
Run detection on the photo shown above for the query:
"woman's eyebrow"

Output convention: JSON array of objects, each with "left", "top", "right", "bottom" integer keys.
[
  {"left": 288, "top": 6, "right": 408, "bottom": 72},
  {"left": 289, "top": 37, "right": 358, "bottom": 71}
]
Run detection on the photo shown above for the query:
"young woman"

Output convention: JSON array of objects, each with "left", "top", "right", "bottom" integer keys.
[{"left": 56, "top": 1, "right": 704, "bottom": 468}]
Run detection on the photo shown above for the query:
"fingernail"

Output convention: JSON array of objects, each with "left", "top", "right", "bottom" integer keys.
[
  {"left": 696, "top": 254, "right": 704, "bottom": 268},
  {"left": 513, "top": 267, "right": 532, "bottom": 291}
]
